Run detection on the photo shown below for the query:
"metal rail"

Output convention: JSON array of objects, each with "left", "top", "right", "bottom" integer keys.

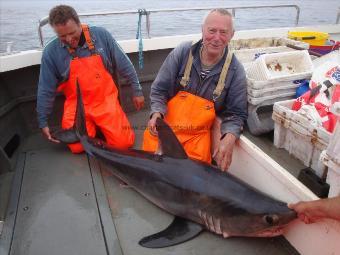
[
  {"left": 336, "top": 7, "right": 340, "bottom": 24},
  {"left": 38, "top": 4, "right": 301, "bottom": 47}
]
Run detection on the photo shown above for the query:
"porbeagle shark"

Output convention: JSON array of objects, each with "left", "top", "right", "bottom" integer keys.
[{"left": 54, "top": 82, "right": 296, "bottom": 248}]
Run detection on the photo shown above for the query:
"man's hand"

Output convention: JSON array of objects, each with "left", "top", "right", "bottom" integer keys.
[
  {"left": 133, "top": 96, "right": 145, "bottom": 111},
  {"left": 212, "top": 133, "right": 236, "bottom": 171},
  {"left": 288, "top": 197, "right": 340, "bottom": 224},
  {"left": 41, "top": 126, "right": 60, "bottom": 143},
  {"left": 147, "top": 112, "right": 162, "bottom": 135}
]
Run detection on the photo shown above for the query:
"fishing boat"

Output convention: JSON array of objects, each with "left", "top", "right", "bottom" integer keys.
[{"left": 0, "top": 5, "right": 339, "bottom": 255}]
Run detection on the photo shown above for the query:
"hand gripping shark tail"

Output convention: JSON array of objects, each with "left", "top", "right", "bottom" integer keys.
[{"left": 51, "top": 79, "right": 87, "bottom": 144}]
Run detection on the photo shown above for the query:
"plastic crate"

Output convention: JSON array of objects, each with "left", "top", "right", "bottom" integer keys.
[
  {"left": 246, "top": 76, "right": 303, "bottom": 106},
  {"left": 321, "top": 102, "right": 340, "bottom": 197},
  {"left": 247, "top": 75, "right": 305, "bottom": 90},
  {"left": 247, "top": 102, "right": 274, "bottom": 135},
  {"left": 247, "top": 96, "right": 294, "bottom": 135},
  {"left": 321, "top": 151, "right": 340, "bottom": 197},
  {"left": 272, "top": 99, "right": 331, "bottom": 176},
  {"left": 230, "top": 37, "right": 309, "bottom": 50},
  {"left": 248, "top": 92, "right": 295, "bottom": 105},
  {"left": 257, "top": 50, "right": 313, "bottom": 81},
  {"left": 234, "top": 46, "right": 293, "bottom": 65}
]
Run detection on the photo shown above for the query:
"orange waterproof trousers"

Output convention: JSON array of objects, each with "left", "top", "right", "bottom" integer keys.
[
  {"left": 57, "top": 28, "right": 134, "bottom": 153},
  {"left": 142, "top": 91, "right": 215, "bottom": 163}
]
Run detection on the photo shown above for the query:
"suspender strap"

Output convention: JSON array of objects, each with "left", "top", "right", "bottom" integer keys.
[
  {"left": 66, "top": 24, "right": 96, "bottom": 57},
  {"left": 81, "top": 24, "right": 95, "bottom": 53},
  {"left": 212, "top": 46, "right": 233, "bottom": 101},
  {"left": 179, "top": 41, "right": 195, "bottom": 87},
  {"left": 67, "top": 47, "right": 77, "bottom": 58},
  {"left": 180, "top": 42, "right": 234, "bottom": 100}
]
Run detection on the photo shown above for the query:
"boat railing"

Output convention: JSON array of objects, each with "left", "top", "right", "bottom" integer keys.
[
  {"left": 37, "top": 4, "right": 301, "bottom": 47},
  {"left": 336, "top": 7, "right": 340, "bottom": 24}
]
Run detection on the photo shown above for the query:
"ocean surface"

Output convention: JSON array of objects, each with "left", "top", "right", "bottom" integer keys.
[{"left": 0, "top": 0, "right": 339, "bottom": 53}]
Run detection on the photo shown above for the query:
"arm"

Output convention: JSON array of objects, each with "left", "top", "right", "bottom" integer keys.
[
  {"left": 104, "top": 30, "right": 144, "bottom": 110},
  {"left": 289, "top": 196, "right": 340, "bottom": 224},
  {"left": 213, "top": 59, "right": 248, "bottom": 171},
  {"left": 36, "top": 49, "right": 60, "bottom": 143},
  {"left": 148, "top": 44, "right": 185, "bottom": 133}
]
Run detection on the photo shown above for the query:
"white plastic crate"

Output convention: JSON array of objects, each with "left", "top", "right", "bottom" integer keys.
[
  {"left": 247, "top": 76, "right": 304, "bottom": 90},
  {"left": 272, "top": 99, "right": 331, "bottom": 176},
  {"left": 234, "top": 46, "right": 294, "bottom": 65},
  {"left": 255, "top": 50, "right": 313, "bottom": 81},
  {"left": 230, "top": 37, "right": 309, "bottom": 50},
  {"left": 321, "top": 151, "right": 340, "bottom": 197},
  {"left": 248, "top": 84, "right": 298, "bottom": 98},
  {"left": 248, "top": 92, "right": 295, "bottom": 105},
  {"left": 321, "top": 102, "right": 340, "bottom": 197}
]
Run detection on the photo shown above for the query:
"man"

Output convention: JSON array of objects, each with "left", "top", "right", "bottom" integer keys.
[
  {"left": 142, "top": 9, "right": 247, "bottom": 171},
  {"left": 37, "top": 5, "right": 144, "bottom": 153},
  {"left": 289, "top": 196, "right": 340, "bottom": 224}
]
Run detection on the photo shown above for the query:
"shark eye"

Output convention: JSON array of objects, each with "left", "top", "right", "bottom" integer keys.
[{"left": 263, "top": 215, "right": 279, "bottom": 225}]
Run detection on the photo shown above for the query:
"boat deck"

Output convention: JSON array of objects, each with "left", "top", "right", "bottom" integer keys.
[{"left": 0, "top": 110, "right": 303, "bottom": 255}]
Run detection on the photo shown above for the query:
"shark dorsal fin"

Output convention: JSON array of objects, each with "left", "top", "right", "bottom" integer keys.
[{"left": 155, "top": 118, "right": 187, "bottom": 159}]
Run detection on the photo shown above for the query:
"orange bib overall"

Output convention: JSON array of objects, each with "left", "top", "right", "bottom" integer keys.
[
  {"left": 57, "top": 24, "right": 134, "bottom": 153},
  {"left": 143, "top": 44, "right": 233, "bottom": 163},
  {"left": 143, "top": 91, "right": 215, "bottom": 163}
]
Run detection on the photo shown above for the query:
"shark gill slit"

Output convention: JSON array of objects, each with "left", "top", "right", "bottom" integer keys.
[{"left": 198, "top": 210, "right": 224, "bottom": 236}]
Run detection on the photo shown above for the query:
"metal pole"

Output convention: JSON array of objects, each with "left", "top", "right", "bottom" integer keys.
[
  {"left": 146, "top": 12, "right": 151, "bottom": 38},
  {"left": 37, "top": 5, "right": 301, "bottom": 45},
  {"left": 295, "top": 6, "right": 300, "bottom": 26}
]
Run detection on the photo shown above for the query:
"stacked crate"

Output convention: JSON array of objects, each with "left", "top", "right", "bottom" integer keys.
[
  {"left": 232, "top": 37, "right": 311, "bottom": 135},
  {"left": 272, "top": 99, "right": 330, "bottom": 176},
  {"left": 245, "top": 50, "right": 313, "bottom": 135}
]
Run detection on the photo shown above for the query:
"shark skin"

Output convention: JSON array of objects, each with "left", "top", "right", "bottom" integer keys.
[{"left": 64, "top": 82, "right": 297, "bottom": 248}]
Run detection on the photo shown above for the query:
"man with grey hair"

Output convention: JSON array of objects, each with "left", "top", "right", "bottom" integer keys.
[
  {"left": 37, "top": 5, "right": 144, "bottom": 153},
  {"left": 143, "top": 9, "right": 247, "bottom": 171}
]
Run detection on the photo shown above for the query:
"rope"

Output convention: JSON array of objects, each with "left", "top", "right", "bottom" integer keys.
[{"left": 136, "top": 9, "right": 148, "bottom": 69}]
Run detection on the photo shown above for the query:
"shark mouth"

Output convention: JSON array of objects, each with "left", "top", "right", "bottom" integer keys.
[{"left": 245, "top": 226, "right": 285, "bottom": 237}]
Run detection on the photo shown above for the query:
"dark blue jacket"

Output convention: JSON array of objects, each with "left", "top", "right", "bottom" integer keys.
[
  {"left": 37, "top": 25, "right": 142, "bottom": 128},
  {"left": 150, "top": 40, "right": 248, "bottom": 138}
]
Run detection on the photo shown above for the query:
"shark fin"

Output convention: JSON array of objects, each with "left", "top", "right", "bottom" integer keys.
[
  {"left": 155, "top": 118, "right": 188, "bottom": 159},
  {"left": 139, "top": 216, "right": 203, "bottom": 248},
  {"left": 75, "top": 79, "right": 88, "bottom": 138}
]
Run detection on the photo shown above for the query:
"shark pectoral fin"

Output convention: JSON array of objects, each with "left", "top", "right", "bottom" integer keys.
[
  {"left": 155, "top": 118, "right": 188, "bottom": 159},
  {"left": 139, "top": 216, "right": 203, "bottom": 248}
]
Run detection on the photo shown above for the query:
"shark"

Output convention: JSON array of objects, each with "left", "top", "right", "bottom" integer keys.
[{"left": 55, "top": 82, "right": 297, "bottom": 248}]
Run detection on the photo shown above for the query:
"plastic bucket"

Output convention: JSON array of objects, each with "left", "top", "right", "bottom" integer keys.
[{"left": 288, "top": 31, "right": 329, "bottom": 46}]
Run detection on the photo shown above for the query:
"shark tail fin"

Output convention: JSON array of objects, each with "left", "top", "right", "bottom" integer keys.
[
  {"left": 75, "top": 79, "right": 88, "bottom": 138},
  {"left": 74, "top": 79, "right": 96, "bottom": 156}
]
